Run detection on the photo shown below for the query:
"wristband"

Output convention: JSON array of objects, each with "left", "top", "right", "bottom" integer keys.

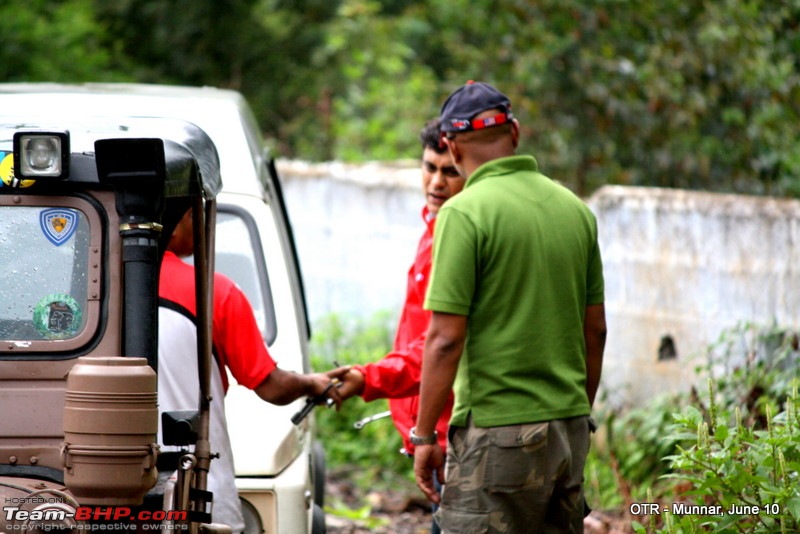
[{"left": 409, "top": 426, "right": 438, "bottom": 446}]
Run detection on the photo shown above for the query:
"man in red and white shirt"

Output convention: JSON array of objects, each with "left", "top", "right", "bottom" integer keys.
[
  {"left": 158, "top": 209, "right": 348, "bottom": 533},
  {"left": 338, "top": 119, "right": 464, "bottom": 476}
]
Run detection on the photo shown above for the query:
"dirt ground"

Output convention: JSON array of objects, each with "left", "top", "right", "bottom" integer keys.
[
  {"left": 325, "top": 474, "right": 633, "bottom": 533},
  {"left": 325, "top": 473, "right": 434, "bottom": 534}
]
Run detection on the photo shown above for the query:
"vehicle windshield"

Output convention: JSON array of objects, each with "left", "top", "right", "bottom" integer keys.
[{"left": 0, "top": 206, "right": 92, "bottom": 341}]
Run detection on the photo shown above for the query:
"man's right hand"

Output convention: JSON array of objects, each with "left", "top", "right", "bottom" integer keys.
[
  {"left": 336, "top": 368, "right": 366, "bottom": 400},
  {"left": 256, "top": 365, "right": 349, "bottom": 408}
]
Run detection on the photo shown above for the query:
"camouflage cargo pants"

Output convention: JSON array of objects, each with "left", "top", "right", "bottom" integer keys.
[{"left": 434, "top": 415, "right": 590, "bottom": 534}]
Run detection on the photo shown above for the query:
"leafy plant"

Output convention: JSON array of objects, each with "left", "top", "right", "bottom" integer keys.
[
  {"left": 617, "top": 322, "right": 800, "bottom": 533},
  {"left": 310, "top": 311, "right": 422, "bottom": 526},
  {"left": 588, "top": 391, "right": 687, "bottom": 512},
  {"left": 590, "top": 321, "right": 800, "bottom": 533},
  {"left": 309, "top": 311, "right": 411, "bottom": 486},
  {"left": 699, "top": 321, "right": 800, "bottom": 427},
  {"left": 642, "top": 380, "right": 800, "bottom": 533}
]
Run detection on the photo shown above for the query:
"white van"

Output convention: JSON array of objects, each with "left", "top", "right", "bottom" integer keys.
[{"left": 0, "top": 83, "right": 326, "bottom": 534}]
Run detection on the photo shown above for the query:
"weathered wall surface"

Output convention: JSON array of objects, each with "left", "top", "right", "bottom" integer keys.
[
  {"left": 278, "top": 160, "right": 422, "bottom": 323},
  {"left": 588, "top": 186, "right": 800, "bottom": 405},
  {"left": 279, "top": 160, "right": 800, "bottom": 405}
]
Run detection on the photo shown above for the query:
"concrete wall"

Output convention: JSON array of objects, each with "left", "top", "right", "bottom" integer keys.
[
  {"left": 278, "top": 161, "right": 800, "bottom": 405},
  {"left": 588, "top": 186, "right": 800, "bottom": 405},
  {"left": 278, "top": 160, "right": 422, "bottom": 323}
]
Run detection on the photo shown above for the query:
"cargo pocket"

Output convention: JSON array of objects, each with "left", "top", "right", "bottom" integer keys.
[
  {"left": 485, "top": 422, "right": 549, "bottom": 493},
  {"left": 435, "top": 507, "right": 489, "bottom": 534}
]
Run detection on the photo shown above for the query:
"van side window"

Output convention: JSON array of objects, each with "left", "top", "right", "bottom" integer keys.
[{"left": 214, "top": 208, "right": 276, "bottom": 344}]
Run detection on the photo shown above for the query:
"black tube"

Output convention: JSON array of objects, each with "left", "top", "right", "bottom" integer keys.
[{"left": 120, "top": 218, "right": 161, "bottom": 370}]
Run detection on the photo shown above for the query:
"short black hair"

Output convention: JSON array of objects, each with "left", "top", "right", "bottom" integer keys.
[{"left": 419, "top": 118, "right": 446, "bottom": 154}]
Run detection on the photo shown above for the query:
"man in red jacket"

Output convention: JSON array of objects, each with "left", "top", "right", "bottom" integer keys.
[{"left": 338, "top": 119, "right": 464, "bottom": 531}]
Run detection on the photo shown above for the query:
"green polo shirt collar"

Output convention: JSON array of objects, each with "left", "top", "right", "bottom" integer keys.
[{"left": 466, "top": 155, "right": 540, "bottom": 188}]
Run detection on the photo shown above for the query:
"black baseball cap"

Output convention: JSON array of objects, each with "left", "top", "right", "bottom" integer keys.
[{"left": 439, "top": 81, "right": 513, "bottom": 133}]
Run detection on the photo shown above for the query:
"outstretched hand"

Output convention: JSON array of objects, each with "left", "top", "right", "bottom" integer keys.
[
  {"left": 307, "top": 365, "right": 351, "bottom": 410},
  {"left": 336, "top": 368, "right": 366, "bottom": 400}
]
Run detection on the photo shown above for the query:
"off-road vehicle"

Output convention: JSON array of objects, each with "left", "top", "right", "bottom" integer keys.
[{"left": 0, "top": 84, "right": 326, "bottom": 534}]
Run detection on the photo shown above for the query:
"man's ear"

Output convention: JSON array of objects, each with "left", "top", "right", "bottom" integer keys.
[
  {"left": 446, "top": 137, "right": 462, "bottom": 165},
  {"left": 511, "top": 119, "right": 520, "bottom": 149}
]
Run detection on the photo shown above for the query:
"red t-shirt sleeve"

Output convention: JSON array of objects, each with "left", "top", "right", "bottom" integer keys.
[{"left": 213, "top": 275, "right": 277, "bottom": 390}]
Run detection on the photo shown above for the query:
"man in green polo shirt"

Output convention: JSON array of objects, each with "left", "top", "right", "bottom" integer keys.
[{"left": 412, "top": 81, "right": 607, "bottom": 533}]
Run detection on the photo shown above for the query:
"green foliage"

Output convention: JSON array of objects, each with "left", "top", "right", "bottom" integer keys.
[
  {"left": 2, "top": 0, "right": 799, "bottom": 194},
  {"left": 584, "top": 441, "right": 627, "bottom": 510},
  {"left": 0, "top": 0, "right": 128, "bottom": 82},
  {"left": 701, "top": 321, "right": 800, "bottom": 424},
  {"left": 651, "top": 381, "right": 800, "bottom": 533},
  {"left": 594, "top": 322, "right": 800, "bottom": 532},
  {"left": 309, "top": 312, "right": 411, "bottom": 487},
  {"left": 646, "top": 324, "right": 800, "bottom": 533},
  {"left": 588, "top": 391, "right": 688, "bottom": 510},
  {"left": 322, "top": 7, "right": 439, "bottom": 161},
  {"left": 309, "top": 311, "right": 419, "bottom": 526},
  {"left": 323, "top": 502, "right": 390, "bottom": 531}
]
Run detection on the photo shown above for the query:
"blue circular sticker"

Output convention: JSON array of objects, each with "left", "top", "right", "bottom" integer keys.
[{"left": 33, "top": 294, "right": 83, "bottom": 339}]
